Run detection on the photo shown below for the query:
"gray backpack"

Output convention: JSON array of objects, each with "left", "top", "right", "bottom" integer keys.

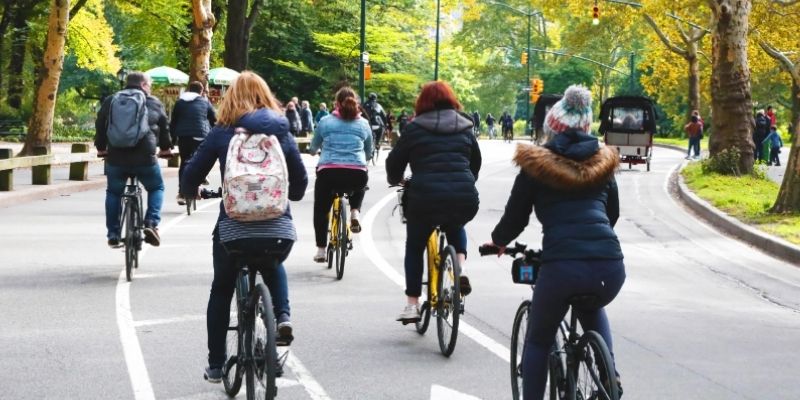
[{"left": 107, "top": 89, "right": 149, "bottom": 148}]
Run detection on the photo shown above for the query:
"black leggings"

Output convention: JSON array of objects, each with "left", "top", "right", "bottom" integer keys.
[
  {"left": 178, "top": 137, "right": 202, "bottom": 188},
  {"left": 313, "top": 168, "right": 368, "bottom": 247}
]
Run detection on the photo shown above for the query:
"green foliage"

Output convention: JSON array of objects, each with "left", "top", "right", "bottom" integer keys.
[{"left": 700, "top": 147, "right": 743, "bottom": 176}]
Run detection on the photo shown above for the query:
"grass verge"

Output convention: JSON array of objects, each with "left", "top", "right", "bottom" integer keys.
[
  {"left": 654, "top": 136, "right": 709, "bottom": 150},
  {"left": 681, "top": 162, "right": 800, "bottom": 245}
]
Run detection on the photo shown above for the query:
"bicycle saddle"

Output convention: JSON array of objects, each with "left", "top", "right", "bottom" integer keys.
[
  {"left": 226, "top": 249, "right": 284, "bottom": 270},
  {"left": 567, "top": 294, "right": 604, "bottom": 311}
]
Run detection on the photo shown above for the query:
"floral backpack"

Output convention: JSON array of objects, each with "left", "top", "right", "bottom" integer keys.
[{"left": 223, "top": 128, "right": 289, "bottom": 221}]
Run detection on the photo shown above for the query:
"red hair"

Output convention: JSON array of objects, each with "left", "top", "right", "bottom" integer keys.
[{"left": 414, "top": 81, "right": 462, "bottom": 115}]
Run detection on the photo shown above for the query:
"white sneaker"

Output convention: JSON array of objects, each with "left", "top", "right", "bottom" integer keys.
[
  {"left": 313, "top": 248, "right": 327, "bottom": 263},
  {"left": 396, "top": 304, "right": 421, "bottom": 322}
]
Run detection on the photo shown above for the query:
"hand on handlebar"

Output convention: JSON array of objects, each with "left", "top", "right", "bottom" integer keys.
[
  {"left": 157, "top": 149, "right": 173, "bottom": 159},
  {"left": 479, "top": 242, "right": 506, "bottom": 257},
  {"left": 96, "top": 150, "right": 108, "bottom": 158}
]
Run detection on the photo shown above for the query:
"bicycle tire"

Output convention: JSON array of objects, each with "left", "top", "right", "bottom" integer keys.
[
  {"left": 335, "top": 199, "right": 348, "bottom": 280},
  {"left": 124, "top": 200, "right": 138, "bottom": 282},
  {"left": 223, "top": 294, "right": 243, "bottom": 396},
  {"left": 510, "top": 300, "right": 530, "bottom": 400},
  {"left": 245, "top": 284, "right": 278, "bottom": 400},
  {"left": 570, "top": 330, "right": 619, "bottom": 400},
  {"left": 415, "top": 302, "right": 431, "bottom": 334},
  {"left": 186, "top": 198, "right": 193, "bottom": 215},
  {"left": 327, "top": 201, "right": 338, "bottom": 270},
  {"left": 436, "top": 245, "right": 461, "bottom": 357}
]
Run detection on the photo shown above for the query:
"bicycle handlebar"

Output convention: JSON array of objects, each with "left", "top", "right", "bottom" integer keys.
[
  {"left": 479, "top": 242, "right": 542, "bottom": 261},
  {"left": 200, "top": 187, "right": 223, "bottom": 199}
]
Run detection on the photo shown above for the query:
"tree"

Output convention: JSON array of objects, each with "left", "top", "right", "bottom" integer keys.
[
  {"left": 706, "top": 0, "right": 755, "bottom": 173},
  {"left": 22, "top": 0, "right": 71, "bottom": 155},
  {"left": 224, "top": 0, "right": 263, "bottom": 71},
  {"left": 189, "top": 0, "right": 215, "bottom": 85}
]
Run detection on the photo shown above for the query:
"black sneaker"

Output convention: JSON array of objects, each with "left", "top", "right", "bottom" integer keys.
[
  {"left": 143, "top": 224, "right": 161, "bottom": 247},
  {"left": 204, "top": 366, "right": 223, "bottom": 384},
  {"left": 277, "top": 313, "right": 294, "bottom": 346},
  {"left": 107, "top": 238, "right": 123, "bottom": 249}
]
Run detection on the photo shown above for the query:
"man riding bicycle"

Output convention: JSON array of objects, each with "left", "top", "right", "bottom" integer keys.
[
  {"left": 94, "top": 71, "right": 172, "bottom": 248},
  {"left": 363, "top": 92, "right": 387, "bottom": 150}
]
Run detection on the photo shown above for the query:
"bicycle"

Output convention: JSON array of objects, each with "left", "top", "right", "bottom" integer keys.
[
  {"left": 186, "top": 196, "right": 197, "bottom": 215},
  {"left": 327, "top": 191, "right": 352, "bottom": 280},
  {"left": 395, "top": 185, "right": 463, "bottom": 357},
  {"left": 120, "top": 176, "right": 144, "bottom": 282},
  {"left": 479, "top": 242, "right": 620, "bottom": 400},
  {"left": 371, "top": 127, "right": 384, "bottom": 166}
]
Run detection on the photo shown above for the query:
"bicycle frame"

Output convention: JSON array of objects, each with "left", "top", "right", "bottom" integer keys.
[
  {"left": 425, "top": 228, "right": 445, "bottom": 308},
  {"left": 328, "top": 195, "right": 351, "bottom": 247}
]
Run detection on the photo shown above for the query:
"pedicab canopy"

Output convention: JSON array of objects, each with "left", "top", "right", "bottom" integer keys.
[
  {"left": 144, "top": 66, "right": 189, "bottom": 114},
  {"left": 207, "top": 67, "right": 240, "bottom": 105},
  {"left": 532, "top": 94, "right": 564, "bottom": 131},
  {"left": 598, "top": 96, "right": 657, "bottom": 135}
]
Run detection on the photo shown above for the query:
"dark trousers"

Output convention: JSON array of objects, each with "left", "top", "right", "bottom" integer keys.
[
  {"left": 403, "top": 220, "right": 467, "bottom": 297},
  {"left": 178, "top": 137, "right": 202, "bottom": 188},
  {"left": 770, "top": 146, "right": 781, "bottom": 165},
  {"left": 105, "top": 163, "right": 164, "bottom": 239},
  {"left": 207, "top": 235, "right": 292, "bottom": 369},
  {"left": 313, "top": 168, "right": 368, "bottom": 247},
  {"left": 522, "top": 259, "right": 625, "bottom": 400},
  {"left": 687, "top": 136, "right": 700, "bottom": 157}
]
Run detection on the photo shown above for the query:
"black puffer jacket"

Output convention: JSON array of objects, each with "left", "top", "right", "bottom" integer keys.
[
  {"left": 491, "top": 130, "right": 622, "bottom": 262},
  {"left": 386, "top": 108, "right": 481, "bottom": 226},
  {"left": 169, "top": 92, "right": 216, "bottom": 140}
]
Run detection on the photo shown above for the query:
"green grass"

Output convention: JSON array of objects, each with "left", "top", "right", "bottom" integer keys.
[
  {"left": 654, "top": 136, "right": 709, "bottom": 150},
  {"left": 682, "top": 162, "right": 800, "bottom": 245}
]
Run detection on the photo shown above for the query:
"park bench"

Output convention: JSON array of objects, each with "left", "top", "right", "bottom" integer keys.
[{"left": 0, "top": 118, "right": 27, "bottom": 139}]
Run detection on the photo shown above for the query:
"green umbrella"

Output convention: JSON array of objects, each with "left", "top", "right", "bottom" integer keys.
[
  {"left": 144, "top": 66, "right": 189, "bottom": 85},
  {"left": 208, "top": 67, "right": 240, "bottom": 86}
]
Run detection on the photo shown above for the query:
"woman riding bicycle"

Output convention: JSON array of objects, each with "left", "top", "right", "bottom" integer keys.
[
  {"left": 385, "top": 81, "right": 481, "bottom": 323},
  {"left": 483, "top": 85, "right": 624, "bottom": 400},
  {"left": 180, "top": 71, "right": 308, "bottom": 383},
  {"left": 309, "top": 86, "right": 373, "bottom": 263}
]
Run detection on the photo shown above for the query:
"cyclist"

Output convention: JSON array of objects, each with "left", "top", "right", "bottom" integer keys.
[
  {"left": 363, "top": 92, "right": 387, "bottom": 150},
  {"left": 309, "top": 86, "right": 373, "bottom": 263},
  {"left": 94, "top": 71, "right": 172, "bottom": 248},
  {"left": 170, "top": 81, "right": 217, "bottom": 205},
  {"left": 386, "top": 81, "right": 481, "bottom": 322},
  {"left": 485, "top": 113, "right": 497, "bottom": 139},
  {"left": 179, "top": 71, "right": 309, "bottom": 383},
  {"left": 482, "top": 85, "right": 625, "bottom": 400}
]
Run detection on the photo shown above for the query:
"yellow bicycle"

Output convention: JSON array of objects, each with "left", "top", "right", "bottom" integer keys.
[
  {"left": 326, "top": 192, "right": 351, "bottom": 280},
  {"left": 410, "top": 225, "right": 463, "bottom": 357}
]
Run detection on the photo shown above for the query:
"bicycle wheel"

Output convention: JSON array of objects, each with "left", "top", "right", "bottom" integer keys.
[
  {"left": 124, "top": 200, "right": 138, "bottom": 282},
  {"left": 245, "top": 284, "right": 278, "bottom": 400},
  {"left": 570, "top": 330, "right": 620, "bottom": 400},
  {"left": 436, "top": 245, "right": 461, "bottom": 357},
  {"left": 415, "top": 302, "right": 431, "bottom": 334},
  {"left": 547, "top": 320, "right": 569, "bottom": 400},
  {"left": 223, "top": 294, "right": 243, "bottom": 396},
  {"left": 510, "top": 300, "right": 530, "bottom": 400},
  {"left": 335, "top": 199, "right": 348, "bottom": 280}
]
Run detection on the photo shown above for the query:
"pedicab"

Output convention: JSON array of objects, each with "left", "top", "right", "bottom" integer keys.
[
  {"left": 531, "top": 94, "right": 562, "bottom": 145},
  {"left": 598, "top": 96, "right": 657, "bottom": 171}
]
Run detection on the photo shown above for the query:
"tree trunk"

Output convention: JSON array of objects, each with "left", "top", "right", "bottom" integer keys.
[
  {"left": 687, "top": 45, "right": 701, "bottom": 121},
  {"left": 7, "top": 7, "right": 31, "bottom": 109},
  {"left": 21, "top": 0, "right": 70, "bottom": 155},
  {"left": 772, "top": 83, "right": 800, "bottom": 213},
  {"left": 189, "top": 0, "right": 215, "bottom": 86},
  {"left": 224, "top": 0, "right": 262, "bottom": 71},
  {"left": 0, "top": 5, "right": 14, "bottom": 95},
  {"left": 708, "top": 0, "right": 754, "bottom": 174}
]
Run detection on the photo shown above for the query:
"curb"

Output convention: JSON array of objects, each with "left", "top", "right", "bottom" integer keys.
[
  {"left": 0, "top": 167, "right": 178, "bottom": 209},
  {"left": 670, "top": 162, "right": 800, "bottom": 265}
]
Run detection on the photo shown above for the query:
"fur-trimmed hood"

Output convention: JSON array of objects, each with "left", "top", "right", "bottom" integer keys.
[{"left": 513, "top": 137, "right": 619, "bottom": 191}]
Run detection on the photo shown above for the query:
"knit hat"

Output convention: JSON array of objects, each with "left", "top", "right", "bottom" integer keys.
[{"left": 543, "top": 85, "right": 593, "bottom": 138}]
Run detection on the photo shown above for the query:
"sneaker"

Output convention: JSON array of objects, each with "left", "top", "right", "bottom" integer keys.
[
  {"left": 143, "top": 223, "right": 161, "bottom": 247},
  {"left": 350, "top": 218, "right": 361, "bottom": 233},
  {"left": 202, "top": 178, "right": 210, "bottom": 186},
  {"left": 313, "top": 248, "right": 327, "bottom": 263},
  {"left": 277, "top": 316, "right": 294, "bottom": 346},
  {"left": 396, "top": 304, "right": 421, "bottom": 322},
  {"left": 204, "top": 366, "right": 223, "bottom": 384},
  {"left": 176, "top": 193, "right": 186, "bottom": 206},
  {"left": 107, "top": 238, "right": 123, "bottom": 249},
  {"left": 459, "top": 275, "right": 472, "bottom": 296}
]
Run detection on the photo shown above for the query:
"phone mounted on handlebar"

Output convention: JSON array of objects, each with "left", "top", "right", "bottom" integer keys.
[{"left": 479, "top": 242, "right": 542, "bottom": 285}]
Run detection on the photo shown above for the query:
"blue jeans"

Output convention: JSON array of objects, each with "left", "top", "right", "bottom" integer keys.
[
  {"left": 207, "top": 235, "right": 292, "bottom": 369},
  {"left": 687, "top": 137, "right": 701, "bottom": 157},
  {"left": 403, "top": 220, "right": 467, "bottom": 297},
  {"left": 105, "top": 163, "right": 164, "bottom": 240},
  {"left": 522, "top": 259, "right": 625, "bottom": 400}
]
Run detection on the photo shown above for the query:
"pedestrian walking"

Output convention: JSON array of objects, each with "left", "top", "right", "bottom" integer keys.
[
  {"left": 486, "top": 113, "right": 496, "bottom": 139},
  {"left": 472, "top": 110, "right": 481, "bottom": 137},
  {"left": 170, "top": 81, "right": 217, "bottom": 205},
  {"left": 754, "top": 110, "right": 770, "bottom": 161},
  {"left": 762, "top": 125, "right": 784, "bottom": 166},
  {"left": 285, "top": 101, "right": 302, "bottom": 137},
  {"left": 300, "top": 100, "right": 314, "bottom": 136},
  {"left": 684, "top": 115, "right": 703, "bottom": 160},
  {"left": 315, "top": 102, "right": 330, "bottom": 124}
]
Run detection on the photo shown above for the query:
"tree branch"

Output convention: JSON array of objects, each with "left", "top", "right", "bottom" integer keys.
[
  {"left": 69, "top": 0, "right": 89, "bottom": 20},
  {"left": 758, "top": 38, "right": 800, "bottom": 86},
  {"left": 772, "top": 0, "right": 800, "bottom": 5},
  {"left": 119, "top": 0, "right": 185, "bottom": 32},
  {"left": 643, "top": 14, "right": 689, "bottom": 58},
  {"left": 74, "top": 86, "right": 103, "bottom": 101},
  {"left": 244, "top": 0, "right": 264, "bottom": 31}
]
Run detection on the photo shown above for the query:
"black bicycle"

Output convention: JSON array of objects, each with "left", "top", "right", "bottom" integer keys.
[
  {"left": 480, "top": 242, "right": 620, "bottom": 400},
  {"left": 120, "top": 176, "right": 144, "bottom": 282}
]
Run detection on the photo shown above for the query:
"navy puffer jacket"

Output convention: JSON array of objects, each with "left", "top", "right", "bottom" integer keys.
[{"left": 386, "top": 108, "right": 481, "bottom": 226}]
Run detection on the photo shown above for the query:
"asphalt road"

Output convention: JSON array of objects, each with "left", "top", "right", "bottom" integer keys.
[{"left": 0, "top": 141, "right": 798, "bottom": 400}]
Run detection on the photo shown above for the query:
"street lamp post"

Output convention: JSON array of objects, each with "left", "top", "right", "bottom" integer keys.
[
  {"left": 434, "top": 0, "right": 441, "bottom": 81},
  {"left": 359, "top": 0, "right": 366, "bottom": 101}
]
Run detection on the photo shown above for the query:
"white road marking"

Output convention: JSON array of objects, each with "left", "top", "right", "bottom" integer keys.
[
  {"left": 430, "top": 384, "right": 482, "bottom": 400},
  {"left": 362, "top": 192, "right": 512, "bottom": 363},
  {"left": 134, "top": 314, "right": 205, "bottom": 327},
  {"left": 285, "top": 352, "right": 332, "bottom": 400}
]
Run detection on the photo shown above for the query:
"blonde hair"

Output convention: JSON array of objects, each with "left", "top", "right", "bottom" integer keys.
[{"left": 216, "top": 71, "right": 282, "bottom": 126}]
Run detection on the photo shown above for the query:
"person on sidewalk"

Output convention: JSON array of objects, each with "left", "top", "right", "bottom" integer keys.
[
  {"left": 754, "top": 109, "right": 770, "bottom": 161},
  {"left": 684, "top": 115, "right": 703, "bottom": 160},
  {"left": 170, "top": 81, "right": 217, "bottom": 205},
  {"left": 300, "top": 100, "right": 314, "bottom": 136},
  {"left": 94, "top": 71, "right": 172, "bottom": 248},
  {"left": 762, "top": 125, "right": 784, "bottom": 167},
  {"left": 315, "top": 102, "right": 330, "bottom": 124}
]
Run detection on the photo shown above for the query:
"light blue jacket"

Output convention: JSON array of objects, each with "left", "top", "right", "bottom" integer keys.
[
  {"left": 310, "top": 114, "right": 373, "bottom": 166},
  {"left": 762, "top": 130, "right": 784, "bottom": 148}
]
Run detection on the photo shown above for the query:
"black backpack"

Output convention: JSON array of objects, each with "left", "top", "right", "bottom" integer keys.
[{"left": 365, "top": 102, "right": 384, "bottom": 128}]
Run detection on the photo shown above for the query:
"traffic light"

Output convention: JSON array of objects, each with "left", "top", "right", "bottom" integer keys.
[
  {"left": 531, "top": 78, "right": 543, "bottom": 95},
  {"left": 530, "top": 92, "right": 540, "bottom": 104},
  {"left": 521, "top": 51, "right": 528, "bottom": 65},
  {"left": 592, "top": 5, "right": 600, "bottom": 25},
  {"left": 365, "top": 63, "right": 372, "bottom": 80}
]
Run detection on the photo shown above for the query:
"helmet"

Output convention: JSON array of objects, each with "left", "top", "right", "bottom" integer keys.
[{"left": 368, "top": 93, "right": 378, "bottom": 100}]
